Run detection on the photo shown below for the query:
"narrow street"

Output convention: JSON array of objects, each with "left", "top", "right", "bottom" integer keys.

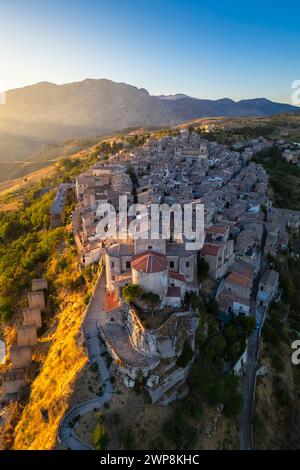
[
  {"left": 240, "top": 328, "right": 259, "bottom": 450},
  {"left": 57, "top": 271, "right": 113, "bottom": 450}
]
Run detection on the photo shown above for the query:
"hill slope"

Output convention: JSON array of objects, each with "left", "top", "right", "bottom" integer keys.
[{"left": 0, "top": 79, "right": 299, "bottom": 155}]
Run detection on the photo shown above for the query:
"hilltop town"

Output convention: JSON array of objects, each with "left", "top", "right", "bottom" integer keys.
[
  {"left": 54, "top": 126, "right": 300, "bottom": 448},
  {"left": 2, "top": 0, "right": 300, "bottom": 459},
  {"left": 1, "top": 123, "right": 300, "bottom": 450}
]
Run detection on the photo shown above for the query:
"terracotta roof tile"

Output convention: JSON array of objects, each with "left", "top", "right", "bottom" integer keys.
[
  {"left": 202, "top": 243, "right": 221, "bottom": 256},
  {"left": 132, "top": 251, "right": 167, "bottom": 273},
  {"left": 169, "top": 271, "right": 185, "bottom": 282},
  {"left": 225, "top": 272, "right": 252, "bottom": 288},
  {"left": 207, "top": 225, "right": 228, "bottom": 235}
]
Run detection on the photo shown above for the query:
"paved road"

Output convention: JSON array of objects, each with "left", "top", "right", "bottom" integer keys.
[
  {"left": 240, "top": 229, "right": 268, "bottom": 450},
  {"left": 240, "top": 328, "right": 259, "bottom": 450},
  {"left": 58, "top": 271, "right": 113, "bottom": 450}
]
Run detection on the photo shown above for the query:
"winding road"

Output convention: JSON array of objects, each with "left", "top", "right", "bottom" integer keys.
[{"left": 57, "top": 273, "right": 113, "bottom": 450}]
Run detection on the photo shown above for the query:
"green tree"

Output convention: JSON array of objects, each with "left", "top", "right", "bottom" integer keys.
[
  {"left": 0, "top": 297, "right": 13, "bottom": 323},
  {"left": 177, "top": 340, "right": 194, "bottom": 368},
  {"left": 206, "top": 299, "right": 219, "bottom": 316},
  {"left": 141, "top": 291, "right": 160, "bottom": 311},
  {"left": 163, "top": 407, "right": 198, "bottom": 449},
  {"left": 122, "top": 283, "right": 143, "bottom": 303},
  {"left": 197, "top": 257, "right": 210, "bottom": 282},
  {"left": 223, "top": 315, "right": 255, "bottom": 362}
]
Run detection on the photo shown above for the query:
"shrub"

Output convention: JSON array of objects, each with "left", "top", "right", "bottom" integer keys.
[
  {"left": 111, "top": 412, "right": 121, "bottom": 426},
  {"left": 206, "top": 299, "right": 219, "bottom": 316},
  {"left": 83, "top": 293, "right": 91, "bottom": 305},
  {"left": 177, "top": 340, "right": 194, "bottom": 368},
  {"left": 197, "top": 257, "right": 210, "bottom": 281},
  {"left": 120, "top": 430, "right": 135, "bottom": 450},
  {"left": 92, "top": 423, "right": 109, "bottom": 450},
  {"left": 163, "top": 408, "right": 198, "bottom": 449},
  {"left": 141, "top": 291, "right": 160, "bottom": 310},
  {"left": 191, "top": 363, "right": 243, "bottom": 416},
  {"left": 0, "top": 297, "right": 13, "bottom": 323}
]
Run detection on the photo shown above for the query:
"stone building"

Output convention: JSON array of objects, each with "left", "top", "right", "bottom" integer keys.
[
  {"left": 105, "top": 238, "right": 197, "bottom": 307},
  {"left": 17, "top": 325, "right": 37, "bottom": 347},
  {"left": 28, "top": 291, "right": 45, "bottom": 310},
  {"left": 1, "top": 368, "right": 25, "bottom": 399},
  {"left": 10, "top": 346, "right": 32, "bottom": 368},
  {"left": 132, "top": 251, "right": 169, "bottom": 299},
  {"left": 100, "top": 306, "right": 198, "bottom": 405},
  {"left": 23, "top": 307, "right": 42, "bottom": 329},
  {"left": 32, "top": 279, "right": 48, "bottom": 292},
  {"left": 50, "top": 183, "right": 75, "bottom": 228},
  {"left": 256, "top": 269, "right": 280, "bottom": 308}
]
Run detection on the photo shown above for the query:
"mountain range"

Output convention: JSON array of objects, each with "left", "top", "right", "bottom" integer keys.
[{"left": 0, "top": 78, "right": 299, "bottom": 164}]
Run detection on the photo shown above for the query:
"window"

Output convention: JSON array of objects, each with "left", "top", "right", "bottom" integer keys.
[
  {"left": 126, "top": 261, "right": 130, "bottom": 269},
  {"left": 148, "top": 245, "right": 153, "bottom": 250},
  {"left": 170, "top": 261, "right": 175, "bottom": 268},
  {"left": 186, "top": 262, "right": 190, "bottom": 268},
  {"left": 111, "top": 261, "right": 115, "bottom": 268}
]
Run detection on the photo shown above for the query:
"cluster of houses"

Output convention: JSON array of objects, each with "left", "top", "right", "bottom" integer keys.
[
  {"left": 1, "top": 126, "right": 299, "bottom": 421},
  {"left": 66, "top": 126, "right": 300, "bottom": 399},
  {"left": 0, "top": 279, "right": 47, "bottom": 403},
  {"left": 50, "top": 183, "right": 75, "bottom": 228},
  {"left": 282, "top": 146, "right": 300, "bottom": 164}
]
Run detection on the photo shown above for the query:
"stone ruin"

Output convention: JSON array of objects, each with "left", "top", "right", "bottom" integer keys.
[
  {"left": 17, "top": 325, "right": 37, "bottom": 347},
  {"left": 10, "top": 345, "right": 32, "bottom": 368},
  {"left": 28, "top": 291, "right": 45, "bottom": 310},
  {"left": 0, "top": 279, "right": 48, "bottom": 401},
  {"left": 1, "top": 368, "right": 25, "bottom": 397},
  {"left": 23, "top": 307, "right": 42, "bottom": 329},
  {"left": 32, "top": 279, "right": 48, "bottom": 292}
]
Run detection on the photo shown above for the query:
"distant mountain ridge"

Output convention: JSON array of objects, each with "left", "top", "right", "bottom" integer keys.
[{"left": 0, "top": 78, "right": 299, "bottom": 164}]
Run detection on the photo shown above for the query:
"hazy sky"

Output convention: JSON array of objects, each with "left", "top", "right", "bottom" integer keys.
[{"left": 0, "top": 0, "right": 300, "bottom": 103}]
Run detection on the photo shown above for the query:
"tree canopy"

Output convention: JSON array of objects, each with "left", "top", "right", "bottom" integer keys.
[{"left": 122, "top": 283, "right": 143, "bottom": 303}]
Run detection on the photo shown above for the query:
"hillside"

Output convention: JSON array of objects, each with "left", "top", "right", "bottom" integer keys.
[
  {"left": 0, "top": 78, "right": 299, "bottom": 170},
  {"left": 0, "top": 153, "right": 102, "bottom": 449},
  {"left": 253, "top": 241, "right": 300, "bottom": 449}
]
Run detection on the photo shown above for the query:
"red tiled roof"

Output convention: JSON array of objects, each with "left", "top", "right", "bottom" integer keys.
[
  {"left": 169, "top": 271, "right": 185, "bottom": 282},
  {"left": 207, "top": 225, "right": 228, "bottom": 235},
  {"left": 132, "top": 251, "right": 168, "bottom": 273},
  {"left": 225, "top": 272, "right": 252, "bottom": 288},
  {"left": 231, "top": 266, "right": 252, "bottom": 281},
  {"left": 202, "top": 243, "right": 220, "bottom": 256}
]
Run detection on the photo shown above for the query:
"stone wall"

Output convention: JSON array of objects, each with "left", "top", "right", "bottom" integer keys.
[
  {"left": 125, "top": 308, "right": 157, "bottom": 356},
  {"left": 132, "top": 268, "right": 168, "bottom": 298},
  {"left": 116, "top": 306, "right": 199, "bottom": 405},
  {"left": 23, "top": 307, "right": 42, "bottom": 329},
  {"left": 17, "top": 325, "right": 37, "bottom": 347},
  {"left": 28, "top": 291, "right": 45, "bottom": 310},
  {"left": 10, "top": 346, "right": 32, "bottom": 368}
]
